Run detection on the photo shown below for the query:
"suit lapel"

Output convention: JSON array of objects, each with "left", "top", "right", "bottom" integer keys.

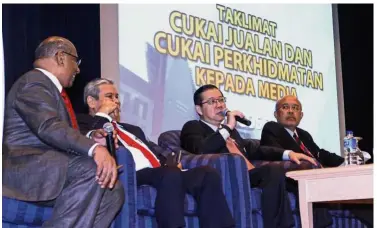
[
  {"left": 296, "top": 129, "right": 314, "bottom": 153},
  {"left": 39, "top": 70, "right": 72, "bottom": 128},
  {"left": 198, "top": 121, "right": 232, "bottom": 154},
  {"left": 200, "top": 121, "right": 247, "bottom": 155},
  {"left": 199, "top": 120, "right": 217, "bottom": 135},
  {"left": 279, "top": 125, "right": 303, "bottom": 153}
]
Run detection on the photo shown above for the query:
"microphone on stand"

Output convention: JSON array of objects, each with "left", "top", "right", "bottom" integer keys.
[
  {"left": 222, "top": 109, "right": 252, "bottom": 126},
  {"left": 103, "top": 122, "right": 117, "bottom": 158}
]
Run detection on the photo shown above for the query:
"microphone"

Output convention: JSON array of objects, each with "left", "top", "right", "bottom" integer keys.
[
  {"left": 222, "top": 109, "right": 251, "bottom": 126},
  {"left": 103, "top": 122, "right": 117, "bottom": 158}
]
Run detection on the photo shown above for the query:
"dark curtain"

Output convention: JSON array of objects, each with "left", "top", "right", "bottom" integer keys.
[
  {"left": 2, "top": 4, "right": 100, "bottom": 113},
  {"left": 338, "top": 4, "right": 373, "bottom": 159},
  {"left": 2, "top": 4, "right": 374, "bottom": 158}
]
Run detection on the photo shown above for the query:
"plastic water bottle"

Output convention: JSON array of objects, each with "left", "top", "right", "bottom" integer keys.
[
  {"left": 344, "top": 131, "right": 364, "bottom": 165},
  {"left": 344, "top": 131, "right": 356, "bottom": 165},
  {"left": 354, "top": 137, "right": 365, "bottom": 165}
]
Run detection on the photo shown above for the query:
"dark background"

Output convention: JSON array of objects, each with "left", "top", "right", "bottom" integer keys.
[{"left": 2, "top": 4, "right": 374, "bottom": 158}]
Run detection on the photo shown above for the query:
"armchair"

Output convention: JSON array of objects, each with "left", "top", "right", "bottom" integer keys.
[
  {"left": 140, "top": 140, "right": 253, "bottom": 228},
  {"left": 2, "top": 148, "right": 136, "bottom": 228},
  {"left": 158, "top": 130, "right": 369, "bottom": 228}
]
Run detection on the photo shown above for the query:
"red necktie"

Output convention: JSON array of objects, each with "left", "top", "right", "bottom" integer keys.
[
  {"left": 112, "top": 122, "right": 160, "bottom": 168},
  {"left": 293, "top": 133, "right": 314, "bottom": 157},
  {"left": 61, "top": 89, "right": 78, "bottom": 129}
]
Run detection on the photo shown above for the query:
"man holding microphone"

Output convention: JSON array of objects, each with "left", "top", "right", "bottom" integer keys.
[{"left": 180, "top": 84, "right": 316, "bottom": 228}]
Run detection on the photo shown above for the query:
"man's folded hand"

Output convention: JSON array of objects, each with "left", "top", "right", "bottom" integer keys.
[{"left": 93, "top": 145, "right": 118, "bottom": 189}]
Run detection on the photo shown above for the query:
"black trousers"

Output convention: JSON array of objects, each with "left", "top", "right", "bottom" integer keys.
[
  {"left": 137, "top": 166, "right": 235, "bottom": 228},
  {"left": 42, "top": 156, "right": 125, "bottom": 228},
  {"left": 248, "top": 164, "right": 294, "bottom": 228}
]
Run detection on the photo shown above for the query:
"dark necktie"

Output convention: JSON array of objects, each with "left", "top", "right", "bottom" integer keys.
[
  {"left": 293, "top": 133, "right": 314, "bottom": 157},
  {"left": 61, "top": 89, "right": 78, "bottom": 129}
]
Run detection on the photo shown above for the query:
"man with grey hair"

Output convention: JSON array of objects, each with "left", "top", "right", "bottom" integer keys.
[
  {"left": 3, "top": 36, "right": 124, "bottom": 227},
  {"left": 83, "top": 78, "right": 121, "bottom": 122},
  {"left": 76, "top": 78, "right": 235, "bottom": 228},
  {"left": 261, "top": 95, "right": 344, "bottom": 167},
  {"left": 261, "top": 95, "right": 373, "bottom": 227}
]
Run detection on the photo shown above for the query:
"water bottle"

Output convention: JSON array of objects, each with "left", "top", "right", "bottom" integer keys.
[
  {"left": 344, "top": 131, "right": 364, "bottom": 165},
  {"left": 354, "top": 137, "right": 365, "bottom": 165},
  {"left": 344, "top": 130, "right": 356, "bottom": 165}
]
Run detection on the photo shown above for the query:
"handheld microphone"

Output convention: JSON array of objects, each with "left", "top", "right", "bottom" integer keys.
[
  {"left": 222, "top": 109, "right": 252, "bottom": 126},
  {"left": 103, "top": 122, "right": 117, "bottom": 158}
]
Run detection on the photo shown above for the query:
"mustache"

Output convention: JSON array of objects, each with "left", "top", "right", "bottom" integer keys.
[{"left": 286, "top": 115, "right": 296, "bottom": 120}]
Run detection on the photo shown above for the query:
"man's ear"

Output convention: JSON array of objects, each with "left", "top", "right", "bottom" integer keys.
[
  {"left": 300, "top": 112, "right": 304, "bottom": 119},
  {"left": 86, "top": 96, "right": 97, "bottom": 109},
  {"left": 56, "top": 51, "right": 65, "bottom": 66},
  {"left": 195, "top": 105, "right": 203, "bottom": 116},
  {"left": 274, "top": 111, "right": 278, "bottom": 119}
]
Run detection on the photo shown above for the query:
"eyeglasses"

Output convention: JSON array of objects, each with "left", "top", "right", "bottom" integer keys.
[
  {"left": 279, "top": 104, "right": 301, "bottom": 112},
  {"left": 62, "top": 51, "right": 81, "bottom": 66},
  {"left": 201, "top": 97, "right": 227, "bottom": 105}
]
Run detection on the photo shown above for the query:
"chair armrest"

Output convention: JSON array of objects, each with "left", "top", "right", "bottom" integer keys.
[
  {"left": 112, "top": 147, "right": 137, "bottom": 228},
  {"left": 181, "top": 153, "right": 253, "bottom": 228},
  {"left": 251, "top": 160, "right": 321, "bottom": 172}
]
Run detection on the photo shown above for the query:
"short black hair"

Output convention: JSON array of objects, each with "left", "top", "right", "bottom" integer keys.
[{"left": 193, "top": 84, "right": 223, "bottom": 105}]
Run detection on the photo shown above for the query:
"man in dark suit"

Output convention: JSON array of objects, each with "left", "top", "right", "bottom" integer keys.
[
  {"left": 3, "top": 37, "right": 124, "bottom": 227},
  {"left": 260, "top": 95, "right": 344, "bottom": 167},
  {"left": 77, "top": 78, "right": 235, "bottom": 228},
  {"left": 180, "top": 84, "right": 308, "bottom": 228},
  {"left": 261, "top": 95, "right": 373, "bottom": 227}
]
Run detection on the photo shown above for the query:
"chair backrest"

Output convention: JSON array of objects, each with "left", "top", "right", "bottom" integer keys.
[
  {"left": 244, "top": 138, "right": 260, "bottom": 153},
  {"left": 158, "top": 130, "right": 192, "bottom": 155}
]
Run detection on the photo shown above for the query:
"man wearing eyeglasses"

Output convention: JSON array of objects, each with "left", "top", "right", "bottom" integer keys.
[
  {"left": 3, "top": 36, "right": 123, "bottom": 227},
  {"left": 181, "top": 84, "right": 299, "bottom": 228},
  {"left": 260, "top": 96, "right": 376, "bottom": 228},
  {"left": 260, "top": 95, "right": 344, "bottom": 167},
  {"left": 77, "top": 78, "right": 235, "bottom": 228}
]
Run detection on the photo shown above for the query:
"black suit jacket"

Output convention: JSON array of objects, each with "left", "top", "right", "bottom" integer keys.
[
  {"left": 260, "top": 121, "right": 344, "bottom": 167},
  {"left": 180, "top": 120, "right": 286, "bottom": 161},
  {"left": 76, "top": 114, "right": 170, "bottom": 166},
  {"left": 3, "top": 69, "right": 95, "bottom": 201}
]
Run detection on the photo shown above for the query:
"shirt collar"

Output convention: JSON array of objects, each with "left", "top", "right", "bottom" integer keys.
[
  {"left": 200, "top": 119, "right": 221, "bottom": 132},
  {"left": 284, "top": 127, "right": 298, "bottom": 138},
  {"left": 95, "top": 112, "right": 113, "bottom": 122},
  {"left": 35, "top": 68, "right": 63, "bottom": 92}
]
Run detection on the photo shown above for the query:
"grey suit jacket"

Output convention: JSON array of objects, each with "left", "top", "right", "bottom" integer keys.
[{"left": 3, "top": 69, "right": 95, "bottom": 201}]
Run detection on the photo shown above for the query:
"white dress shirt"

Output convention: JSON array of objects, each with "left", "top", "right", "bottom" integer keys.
[
  {"left": 94, "top": 112, "right": 158, "bottom": 171},
  {"left": 200, "top": 119, "right": 292, "bottom": 160},
  {"left": 35, "top": 68, "right": 98, "bottom": 156}
]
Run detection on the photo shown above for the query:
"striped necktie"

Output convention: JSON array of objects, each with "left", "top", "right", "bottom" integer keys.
[{"left": 293, "top": 133, "right": 314, "bottom": 158}]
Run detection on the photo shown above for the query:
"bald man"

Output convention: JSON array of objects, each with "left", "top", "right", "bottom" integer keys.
[
  {"left": 260, "top": 95, "right": 344, "bottom": 167},
  {"left": 3, "top": 36, "right": 124, "bottom": 227}
]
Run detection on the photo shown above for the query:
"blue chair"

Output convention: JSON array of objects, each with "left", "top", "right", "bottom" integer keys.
[
  {"left": 157, "top": 130, "right": 253, "bottom": 228},
  {"left": 158, "top": 130, "right": 369, "bottom": 228},
  {"left": 2, "top": 148, "right": 136, "bottom": 228},
  {"left": 135, "top": 141, "right": 252, "bottom": 228}
]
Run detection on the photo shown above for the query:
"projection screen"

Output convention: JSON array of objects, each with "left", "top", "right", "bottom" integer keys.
[{"left": 100, "top": 4, "right": 345, "bottom": 155}]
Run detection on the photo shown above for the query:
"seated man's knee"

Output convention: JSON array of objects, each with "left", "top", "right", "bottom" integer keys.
[
  {"left": 200, "top": 166, "right": 222, "bottom": 186},
  {"left": 70, "top": 157, "right": 97, "bottom": 179},
  {"left": 266, "top": 164, "right": 286, "bottom": 181},
  {"left": 109, "top": 180, "right": 125, "bottom": 209},
  {"left": 160, "top": 166, "right": 182, "bottom": 184}
]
